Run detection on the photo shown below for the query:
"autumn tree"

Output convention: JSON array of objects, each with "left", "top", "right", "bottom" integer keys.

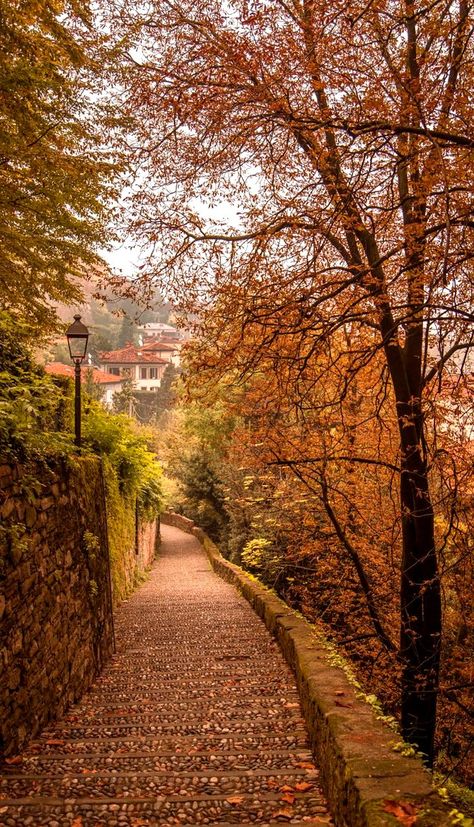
[
  {"left": 113, "top": 0, "right": 474, "bottom": 765},
  {"left": 0, "top": 0, "right": 121, "bottom": 333},
  {"left": 177, "top": 307, "right": 473, "bottom": 782}
]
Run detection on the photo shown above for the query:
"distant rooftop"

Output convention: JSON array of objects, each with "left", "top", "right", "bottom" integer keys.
[
  {"left": 140, "top": 340, "right": 178, "bottom": 352},
  {"left": 45, "top": 362, "right": 123, "bottom": 384},
  {"left": 138, "top": 322, "right": 177, "bottom": 331},
  {"left": 138, "top": 322, "right": 182, "bottom": 339},
  {"left": 99, "top": 345, "right": 168, "bottom": 365}
]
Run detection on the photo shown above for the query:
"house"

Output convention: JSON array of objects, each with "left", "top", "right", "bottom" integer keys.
[
  {"left": 99, "top": 344, "right": 169, "bottom": 392},
  {"left": 44, "top": 362, "right": 123, "bottom": 409},
  {"left": 140, "top": 339, "right": 181, "bottom": 366},
  {"left": 138, "top": 322, "right": 182, "bottom": 341}
]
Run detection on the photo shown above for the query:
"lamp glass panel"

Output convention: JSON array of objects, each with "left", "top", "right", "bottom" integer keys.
[{"left": 68, "top": 336, "right": 88, "bottom": 360}]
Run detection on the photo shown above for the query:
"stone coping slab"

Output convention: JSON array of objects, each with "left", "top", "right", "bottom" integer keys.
[{"left": 160, "top": 512, "right": 452, "bottom": 827}]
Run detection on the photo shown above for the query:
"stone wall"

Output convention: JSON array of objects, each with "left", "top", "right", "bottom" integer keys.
[
  {"left": 0, "top": 456, "right": 114, "bottom": 756},
  {"left": 106, "top": 489, "right": 159, "bottom": 604},
  {"left": 137, "top": 519, "right": 159, "bottom": 571}
]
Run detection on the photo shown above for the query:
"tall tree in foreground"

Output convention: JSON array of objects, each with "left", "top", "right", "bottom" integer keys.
[
  {"left": 116, "top": 0, "right": 474, "bottom": 764},
  {"left": 0, "top": 0, "right": 121, "bottom": 333}
]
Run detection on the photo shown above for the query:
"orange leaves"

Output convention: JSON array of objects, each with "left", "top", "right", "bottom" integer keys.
[
  {"left": 383, "top": 800, "right": 419, "bottom": 826},
  {"left": 226, "top": 794, "right": 245, "bottom": 805},
  {"left": 294, "top": 781, "right": 314, "bottom": 792},
  {"left": 272, "top": 808, "right": 294, "bottom": 820},
  {"left": 276, "top": 780, "right": 315, "bottom": 809}
]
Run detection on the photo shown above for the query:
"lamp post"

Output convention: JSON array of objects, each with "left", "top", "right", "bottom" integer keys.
[{"left": 66, "top": 315, "right": 90, "bottom": 449}]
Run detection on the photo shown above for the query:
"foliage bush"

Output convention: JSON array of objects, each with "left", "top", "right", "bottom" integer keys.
[
  {"left": 161, "top": 402, "right": 232, "bottom": 540},
  {"left": 241, "top": 538, "right": 284, "bottom": 584},
  {"left": 82, "top": 403, "right": 163, "bottom": 519},
  {"left": 0, "top": 311, "right": 74, "bottom": 460}
]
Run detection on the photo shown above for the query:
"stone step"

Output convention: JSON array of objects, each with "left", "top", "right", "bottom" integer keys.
[
  {"left": 0, "top": 790, "right": 332, "bottom": 825},
  {"left": 0, "top": 808, "right": 331, "bottom": 827},
  {"left": 38, "top": 721, "right": 306, "bottom": 741},
  {"left": 113, "top": 638, "right": 278, "bottom": 647},
  {"left": 92, "top": 670, "right": 291, "bottom": 684},
  {"left": 24, "top": 732, "right": 309, "bottom": 756},
  {"left": 78, "top": 687, "right": 300, "bottom": 702},
  {"left": 57, "top": 708, "right": 303, "bottom": 727},
  {"left": 2, "top": 749, "right": 315, "bottom": 775},
  {"left": 0, "top": 769, "right": 321, "bottom": 799},
  {"left": 91, "top": 679, "right": 297, "bottom": 692},
  {"left": 75, "top": 696, "right": 300, "bottom": 713},
  {"left": 91, "top": 685, "right": 296, "bottom": 696},
  {"left": 99, "top": 654, "right": 287, "bottom": 665}
]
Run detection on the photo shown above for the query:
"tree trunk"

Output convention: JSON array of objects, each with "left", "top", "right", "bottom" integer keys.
[
  {"left": 397, "top": 400, "right": 442, "bottom": 766},
  {"left": 376, "top": 289, "right": 441, "bottom": 765}
]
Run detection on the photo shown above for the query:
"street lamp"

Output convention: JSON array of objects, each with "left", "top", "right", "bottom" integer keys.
[{"left": 66, "top": 314, "right": 90, "bottom": 449}]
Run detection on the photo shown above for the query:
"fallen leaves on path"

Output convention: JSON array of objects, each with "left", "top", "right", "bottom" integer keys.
[
  {"left": 226, "top": 794, "right": 244, "bottom": 805},
  {"left": 383, "top": 800, "right": 419, "bottom": 825},
  {"left": 273, "top": 807, "right": 294, "bottom": 820},
  {"left": 295, "top": 781, "right": 314, "bottom": 792}
]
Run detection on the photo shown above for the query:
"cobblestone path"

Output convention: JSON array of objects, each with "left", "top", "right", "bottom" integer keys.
[{"left": 0, "top": 525, "right": 333, "bottom": 827}]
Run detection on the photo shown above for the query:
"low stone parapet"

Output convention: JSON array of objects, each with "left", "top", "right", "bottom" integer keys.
[{"left": 160, "top": 510, "right": 196, "bottom": 534}]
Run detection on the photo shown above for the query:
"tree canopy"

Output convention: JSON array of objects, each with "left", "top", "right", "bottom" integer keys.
[{"left": 0, "top": 0, "right": 121, "bottom": 332}]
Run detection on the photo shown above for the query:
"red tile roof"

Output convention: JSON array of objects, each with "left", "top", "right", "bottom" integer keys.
[
  {"left": 141, "top": 341, "right": 178, "bottom": 352},
  {"left": 45, "top": 363, "right": 123, "bottom": 385},
  {"left": 99, "top": 345, "right": 168, "bottom": 365},
  {"left": 88, "top": 367, "right": 124, "bottom": 385},
  {"left": 44, "top": 362, "right": 75, "bottom": 378}
]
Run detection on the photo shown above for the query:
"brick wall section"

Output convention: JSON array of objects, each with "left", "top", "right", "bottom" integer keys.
[
  {"left": 163, "top": 512, "right": 452, "bottom": 827},
  {"left": 0, "top": 457, "right": 114, "bottom": 756}
]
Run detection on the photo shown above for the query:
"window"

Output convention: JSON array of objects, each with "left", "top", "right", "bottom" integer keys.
[
  {"left": 108, "top": 367, "right": 120, "bottom": 375},
  {"left": 149, "top": 367, "right": 158, "bottom": 379},
  {"left": 140, "top": 367, "right": 147, "bottom": 379}
]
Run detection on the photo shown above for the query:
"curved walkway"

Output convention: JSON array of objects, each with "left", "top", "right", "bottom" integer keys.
[{"left": 0, "top": 525, "right": 333, "bottom": 826}]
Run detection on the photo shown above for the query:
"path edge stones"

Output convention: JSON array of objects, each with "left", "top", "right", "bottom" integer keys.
[{"left": 160, "top": 511, "right": 452, "bottom": 827}]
